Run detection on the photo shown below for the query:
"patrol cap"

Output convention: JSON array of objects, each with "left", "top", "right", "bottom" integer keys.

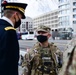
[
  {"left": 1, "top": 1, "right": 28, "bottom": 19},
  {"left": 36, "top": 25, "right": 51, "bottom": 33}
]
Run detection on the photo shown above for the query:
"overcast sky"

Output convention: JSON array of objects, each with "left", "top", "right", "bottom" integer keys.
[{"left": 19, "top": 0, "right": 58, "bottom": 18}]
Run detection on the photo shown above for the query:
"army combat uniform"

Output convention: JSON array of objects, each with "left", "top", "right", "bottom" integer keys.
[{"left": 22, "top": 42, "right": 63, "bottom": 75}]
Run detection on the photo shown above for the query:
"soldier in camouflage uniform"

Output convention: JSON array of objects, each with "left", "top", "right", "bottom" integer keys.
[{"left": 22, "top": 25, "right": 63, "bottom": 75}]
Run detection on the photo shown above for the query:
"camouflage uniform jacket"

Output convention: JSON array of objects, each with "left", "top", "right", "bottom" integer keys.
[
  {"left": 61, "top": 46, "right": 76, "bottom": 75},
  {"left": 22, "top": 42, "right": 63, "bottom": 75}
]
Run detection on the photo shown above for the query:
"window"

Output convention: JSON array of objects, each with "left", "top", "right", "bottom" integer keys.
[
  {"left": 73, "top": 21, "right": 76, "bottom": 24},
  {"left": 65, "top": 16, "right": 69, "bottom": 20},
  {"left": 59, "top": 0, "right": 64, "bottom": 3},
  {"left": 73, "top": 2, "right": 76, "bottom": 6},
  {"left": 59, "top": 10, "right": 70, "bottom": 15},
  {"left": 73, "top": 14, "right": 76, "bottom": 18},
  {"left": 59, "top": 4, "right": 69, "bottom": 9},
  {"left": 73, "top": 8, "right": 76, "bottom": 12},
  {"left": 65, "top": 0, "right": 69, "bottom": 2},
  {"left": 22, "top": 24, "right": 25, "bottom": 28},
  {"left": 66, "top": 9, "right": 70, "bottom": 14}
]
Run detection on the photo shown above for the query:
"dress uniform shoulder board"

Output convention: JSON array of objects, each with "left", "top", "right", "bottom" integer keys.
[{"left": 4, "top": 27, "right": 16, "bottom": 31}]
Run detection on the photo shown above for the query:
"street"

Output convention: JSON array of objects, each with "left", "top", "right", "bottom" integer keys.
[{"left": 19, "top": 39, "right": 70, "bottom": 51}]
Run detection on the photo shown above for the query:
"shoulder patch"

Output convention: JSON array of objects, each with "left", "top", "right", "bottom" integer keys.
[
  {"left": 34, "top": 42, "right": 39, "bottom": 47},
  {"left": 4, "top": 27, "right": 16, "bottom": 31},
  {"left": 32, "top": 42, "right": 40, "bottom": 50}
]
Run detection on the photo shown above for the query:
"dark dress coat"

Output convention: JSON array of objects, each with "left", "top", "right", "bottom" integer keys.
[{"left": 0, "top": 19, "right": 19, "bottom": 75}]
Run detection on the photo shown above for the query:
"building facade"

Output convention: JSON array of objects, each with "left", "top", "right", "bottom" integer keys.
[
  {"left": 58, "top": 0, "right": 76, "bottom": 32},
  {"left": 33, "top": 9, "right": 59, "bottom": 31},
  {"left": 17, "top": 16, "right": 33, "bottom": 33}
]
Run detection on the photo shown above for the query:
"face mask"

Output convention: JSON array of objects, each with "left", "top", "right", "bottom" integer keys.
[
  {"left": 14, "top": 19, "right": 21, "bottom": 28},
  {"left": 37, "top": 35, "right": 48, "bottom": 43}
]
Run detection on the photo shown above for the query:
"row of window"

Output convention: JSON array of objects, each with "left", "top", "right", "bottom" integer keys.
[
  {"left": 59, "top": 15, "right": 76, "bottom": 20},
  {"left": 59, "top": 20, "right": 76, "bottom": 25},
  {"left": 34, "top": 17, "right": 58, "bottom": 24},
  {"left": 34, "top": 16, "right": 58, "bottom": 23},
  {"left": 34, "top": 24, "right": 58, "bottom": 28},
  {"left": 59, "top": 9, "right": 70, "bottom": 14},
  {"left": 59, "top": 21, "right": 69, "bottom": 26},
  {"left": 59, "top": 9, "right": 76, "bottom": 15},
  {"left": 59, "top": 16, "right": 69, "bottom": 21},
  {"left": 34, "top": 20, "right": 58, "bottom": 24},
  {"left": 59, "top": 0, "right": 69, "bottom": 3},
  {"left": 51, "top": 24, "right": 58, "bottom": 27},
  {"left": 59, "top": 4, "right": 70, "bottom": 9},
  {"left": 22, "top": 24, "right": 33, "bottom": 28},
  {"left": 21, "top": 22, "right": 32, "bottom": 24},
  {"left": 59, "top": 2, "right": 76, "bottom": 8}
]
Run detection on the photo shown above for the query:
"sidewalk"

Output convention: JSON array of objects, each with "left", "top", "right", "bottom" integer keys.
[{"left": 18, "top": 66, "right": 24, "bottom": 75}]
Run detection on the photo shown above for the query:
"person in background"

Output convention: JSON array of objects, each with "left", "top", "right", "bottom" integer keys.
[
  {"left": 22, "top": 25, "right": 63, "bottom": 75},
  {"left": 52, "top": 30, "right": 55, "bottom": 40},
  {"left": 64, "top": 46, "right": 76, "bottom": 75},
  {"left": 0, "top": 1, "right": 27, "bottom": 75}
]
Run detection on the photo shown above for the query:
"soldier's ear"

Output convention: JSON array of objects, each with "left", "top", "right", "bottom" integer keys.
[
  {"left": 13, "top": 12, "right": 18, "bottom": 22},
  {"left": 13, "top": 12, "right": 17, "bottom": 17},
  {"left": 12, "top": 12, "right": 16, "bottom": 19},
  {"left": 48, "top": 34, "right": 51, "bottom": 38}
]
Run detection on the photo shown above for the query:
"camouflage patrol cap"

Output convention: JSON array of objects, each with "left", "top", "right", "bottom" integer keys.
[{"left": 36, "top": 25, "right": 51, "bottom": 33}]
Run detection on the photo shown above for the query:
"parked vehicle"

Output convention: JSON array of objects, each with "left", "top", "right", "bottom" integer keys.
[
  {"left": 59, "top": 31, "right": 73, "bottom": 40},
  {"left": 21, "top": 31, "right": 35, "bottom": 40}
]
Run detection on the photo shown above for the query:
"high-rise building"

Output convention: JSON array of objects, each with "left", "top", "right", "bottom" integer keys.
[
  {"left": 58, "top": 0, "right": 76, "bottom": 32},
  {"left": 33, "top": 9, "right": 59, "bottom": 31}
]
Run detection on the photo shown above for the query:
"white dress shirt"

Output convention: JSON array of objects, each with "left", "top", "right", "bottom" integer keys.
[{"left": 1, "top": 16, "right": 14, "bottom": 27}]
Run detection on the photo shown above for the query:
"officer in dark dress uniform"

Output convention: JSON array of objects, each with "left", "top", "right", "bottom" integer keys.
[{"left": 0, "top": 1, "right": 27, "bottom": 75}]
